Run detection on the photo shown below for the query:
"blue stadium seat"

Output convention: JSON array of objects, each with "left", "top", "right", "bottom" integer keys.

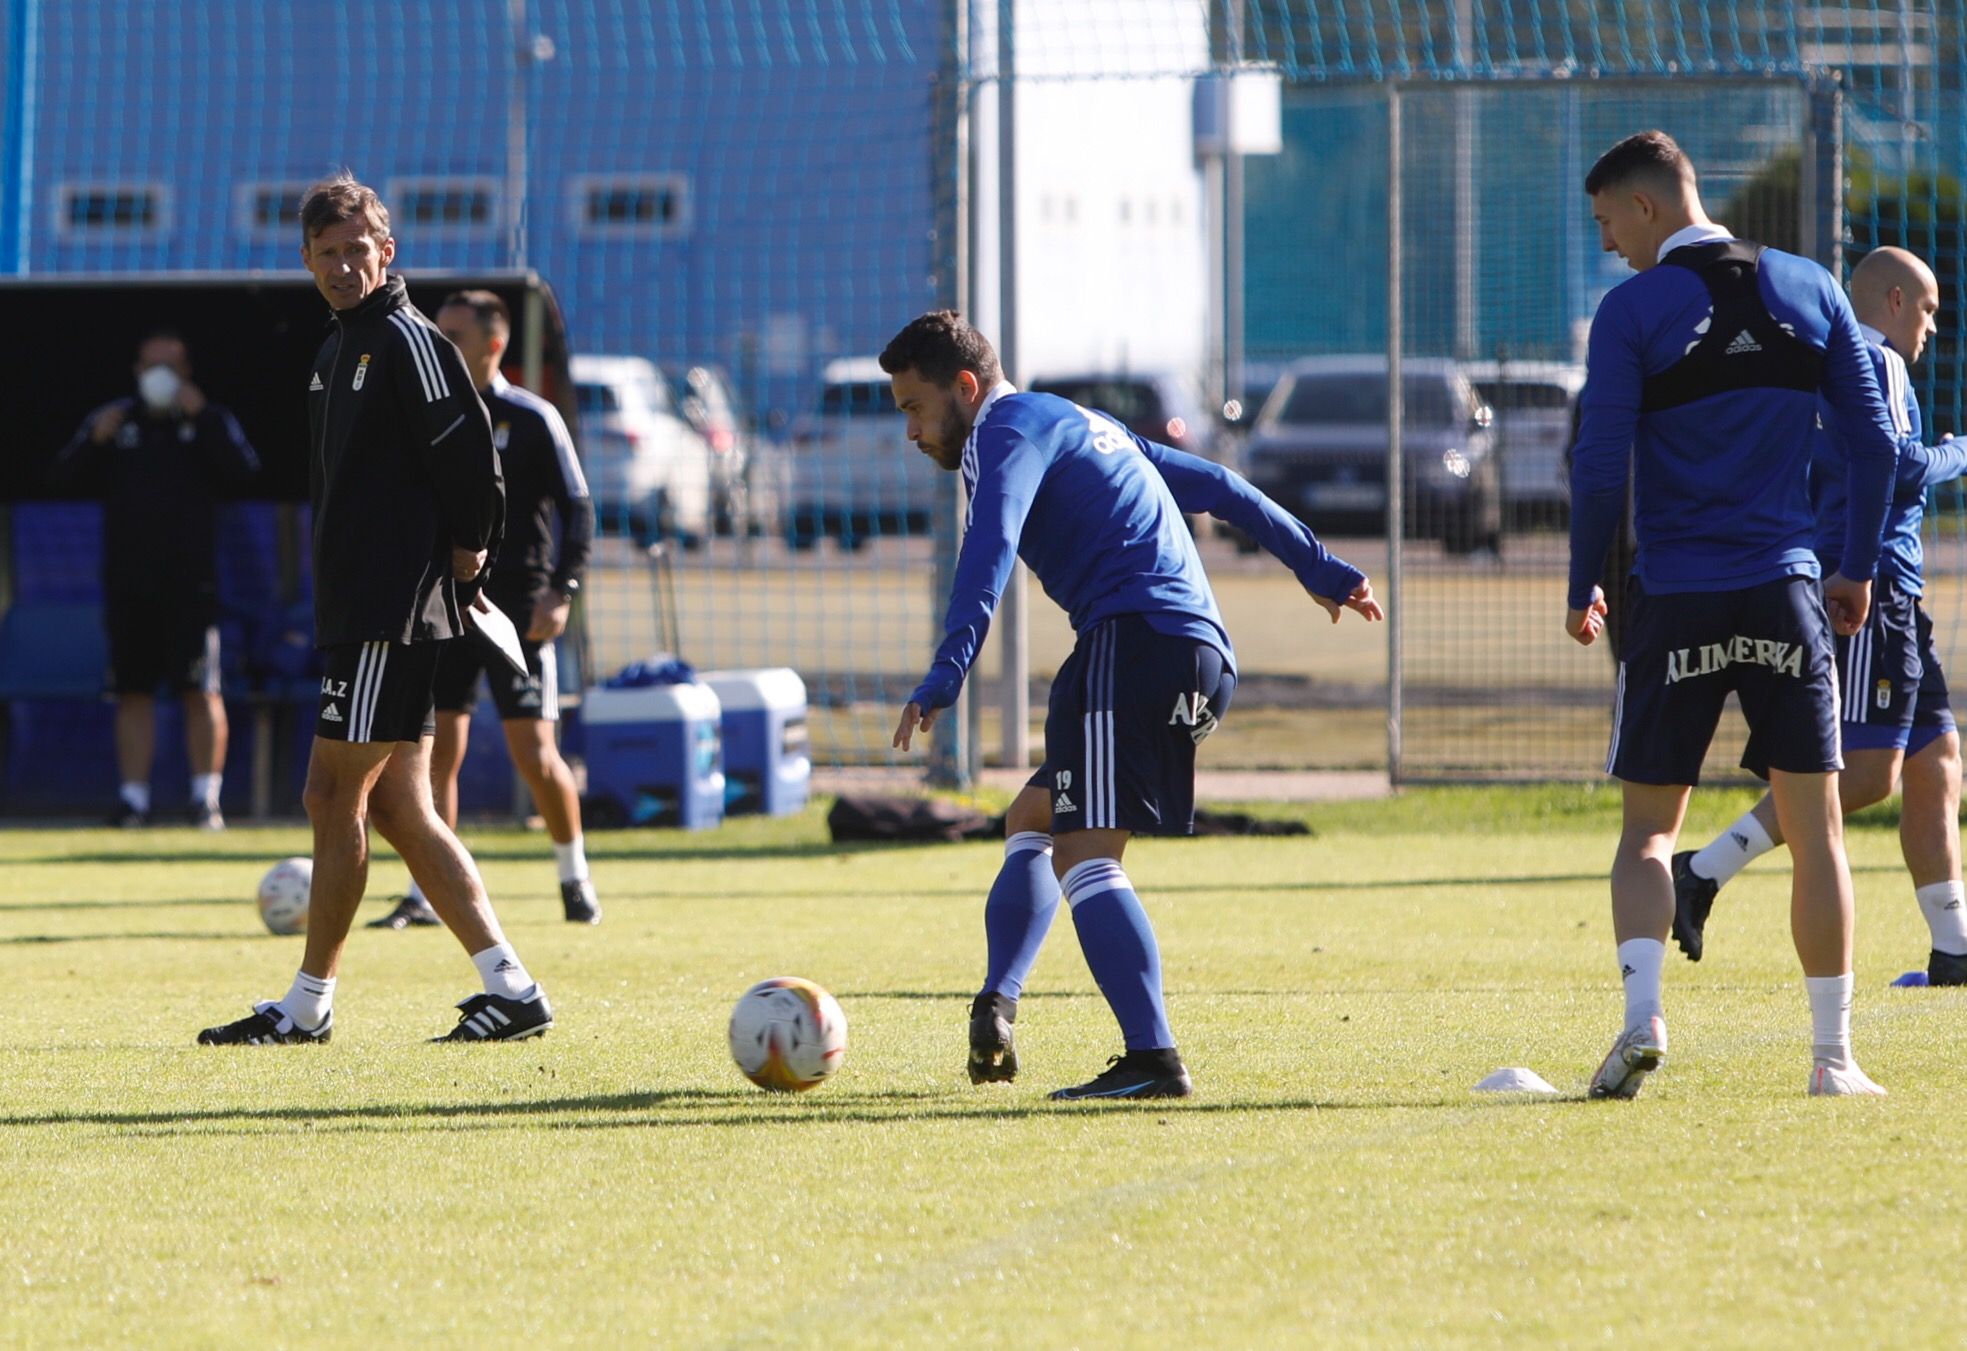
[{"left": 0, "top": 602, "right": 107, "bottom": 699}]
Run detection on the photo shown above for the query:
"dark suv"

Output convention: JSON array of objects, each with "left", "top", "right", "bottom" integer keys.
[
  {"left": 1028, "top": 372, "right": 1219, "bottom": 463},
  {"left": 1242, "top": 356, "right": 1500, "bottom": 553}
]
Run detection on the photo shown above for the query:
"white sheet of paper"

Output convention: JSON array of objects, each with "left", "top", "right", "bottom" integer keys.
[{"left": 464, "top": 593, "right": 529, "bottom": 675}]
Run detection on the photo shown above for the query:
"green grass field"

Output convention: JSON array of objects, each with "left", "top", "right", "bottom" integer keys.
[{"left": 5, "top": 788, "right": 1967, "bottom": 1347}]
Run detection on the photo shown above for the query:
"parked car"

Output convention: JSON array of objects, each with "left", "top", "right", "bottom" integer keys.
[
  {"left": 571, "top": 354, "right": 712, "bottom": 548},
  {"left": 1462, "top": 359, "right": 1585, "bottom": 527},
  {"left": 1028, "top": 371, "right": 1221, "bottom": 463},
  {"left": 783, "top": 356, "right": 937, "bottom": 549},
  {"left": 661, "top": 362, "right": 754, "bottom": 535},
  {"left": 1242, "top": 355, "right": 1500, "bottom": 554}
]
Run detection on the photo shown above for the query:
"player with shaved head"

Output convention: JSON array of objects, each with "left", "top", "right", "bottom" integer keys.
[{"left": 1675, "top": 245, "right": 1967, "bottom": 986}]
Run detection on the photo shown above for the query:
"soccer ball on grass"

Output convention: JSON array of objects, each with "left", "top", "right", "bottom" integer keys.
[{"left": 728, "top": 977, "right": 847, "bottom": 1091}]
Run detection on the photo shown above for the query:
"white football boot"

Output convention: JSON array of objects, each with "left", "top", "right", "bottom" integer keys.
[
  {"left": 1809, "top": 1061, "right": 1888, "bottom": 1097},
  {"left": 1588, "top": 1015, "right": 1668, "bottom": 1099}
]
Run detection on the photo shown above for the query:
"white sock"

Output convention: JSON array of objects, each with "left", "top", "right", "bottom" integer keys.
[
  {"left": 407, "top": 879, "right": 428, "bottom": 905},
  {"left": 1689, "top": 810, "right": 1776, "bottom": 885},
  {"left": 190, "top": 772, "right": 222, "bottom": 809},
  {"left": 1618, "top": 938, "right": 1666, "bottom": 1029},
  {"left": 119, "top": 781, "right": 150, "bottom": 815},
  {"left": 1006, "top": 830, "right": 1054, "bottom": 858},
  {"left": 472, "top": 943, "right": 536, "bottom": 999},
  {"left": 552, "top": 836, "right": 590, "bottom": 884},
  {"left": 279, "top": 970, "right": 335, "bottom": 1031},
  {"left": 1915, "top": 881, "right": 1967, "bottom": 956},
  {"left": 1805, "top": 972, "right": 1854, "bottom": 1068}
]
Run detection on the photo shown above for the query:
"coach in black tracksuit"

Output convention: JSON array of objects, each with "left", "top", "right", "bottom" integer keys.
[{"left": 198, "top": 173, "right": 552, "bottom": 1047}]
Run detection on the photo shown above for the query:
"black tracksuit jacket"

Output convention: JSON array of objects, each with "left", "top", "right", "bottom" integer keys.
[{"left": 306, "top": 274, "right": 504, "bottom": 646}]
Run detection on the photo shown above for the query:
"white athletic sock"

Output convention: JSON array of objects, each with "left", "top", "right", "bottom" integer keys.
[
  {"left": 1915, "top": 881, "right": 1967, "bottom": 956},
  {"left": 1689, "top": 810, "right": 1776, "bottom": 885},
  {"left": 1806, "top": 972, "right": 1854, "bottom": 1068},
  {"left": 190, "top": 772, "right": 222, "bottom": 810},
  {"left": 552, "top": 836, "right": 590, "bottom": 884},
  {"left": 119, "top": 781, "right": 150, "bottom": 815},
  {"left": 278, "top": 970, "right": 335, "bottom": 1031},
  {"left": 407, "top": 879, "right": 428, "bottom": 905},
  {"left": 1617, "top": 938, "right": 1666, "bottom": 1029},
  {"left": 472, "top": 943, "right": 535, "bottom": 999}
]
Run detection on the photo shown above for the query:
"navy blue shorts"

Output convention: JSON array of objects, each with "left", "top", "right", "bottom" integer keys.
[
  {"left": 1607, "top": 576, "right": 1840, "bottom": 785},
  {"left": 1027, "top": 615, "right": 1235, "bottom": 836},
  {"left": 1837, "top": 579, "right": 1947, "bottom": 752}
]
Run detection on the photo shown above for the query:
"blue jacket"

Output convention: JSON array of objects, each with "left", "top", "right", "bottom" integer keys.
[
  {"left": 1568, "top": 240, "right": 1898, "bottom": 609},
  {"left": 910, "top": 387, "right": 1365, "bottom": 711},
  {"left": 1810, "top": 325, "right": 1967, "bottom": 596}
]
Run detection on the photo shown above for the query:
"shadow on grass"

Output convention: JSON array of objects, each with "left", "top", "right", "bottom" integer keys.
[
  {"left": 6, "top": 1090, "right": 1535, "bottom": 1138},
  {"left": 8, "top": 840, "right": 906, "bottom": 867},
  {"left": 0, "top": 931, "right": 254, "bottom": 945}
]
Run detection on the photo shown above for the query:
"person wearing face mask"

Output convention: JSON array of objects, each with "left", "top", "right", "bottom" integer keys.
[{"left": 49, "top": 330, "right": 260, "bottom": 829}]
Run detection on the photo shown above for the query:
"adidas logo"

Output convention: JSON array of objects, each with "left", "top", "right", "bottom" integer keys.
[
  {"left": 1621, "top": 964, "right": 1636, "bottom": 978},
  {"left": 493, "top": 958, "right": 521, "bottom": 973},
  {"left": 1054, "top": 793, "right": 1077, "bottom": 814},
  {"left": 1730, "top": 831, "right": 1749, "bottom": 849},
  {"left": 1724, "top": 330, "right": 1762, "bottom": 355},
  {"left": 309, "top": 372, "right": 324, "bottom": 390},
  {"left": 321, "top": 703, "right": 343, "bottom": 723}
]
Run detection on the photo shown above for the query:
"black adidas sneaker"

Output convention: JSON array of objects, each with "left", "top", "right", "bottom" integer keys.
[
  {"left": 968, "top": 991, "right": 1019, "bottom": 1084},
  {"left": 1670, "top": 850, "right": 1719, "bottom": 963},
  {"left": 1049, "top": 1049, "right": 1193, "bottom": 1101},
  {"left": 560, "top": 878, "right": 602, "bottom": 925},
  {"left": 366, "top": 895, "right": 441, "bottom": 930},
  {"left": 196, "top": 1001, "right": 333, "bottom": 1045},
  {"left": 432, "top": 988, "right": 554, "bottom": 1042},
  {"left": 1929, "top": 948, "right": 1967, "bottom": 987}
]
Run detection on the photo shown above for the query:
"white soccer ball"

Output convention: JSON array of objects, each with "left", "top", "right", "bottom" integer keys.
[
  {"left": 256, "top": 857, "right": 312, "bottom": 936},
  {"left": 728, "top": 977, "right": 847, "bottom": 1092}
]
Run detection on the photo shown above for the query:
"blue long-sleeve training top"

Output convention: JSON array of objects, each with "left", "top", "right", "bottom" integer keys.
[
  {"left": 1810, "top": 323, "right": 1967, "bottom": 597},
  {"left": 1567, "top": 237, "right": 1900, "bottom": 611},
  {"left": 909, "top": 385, "right": 1366, "bottom": 712}
]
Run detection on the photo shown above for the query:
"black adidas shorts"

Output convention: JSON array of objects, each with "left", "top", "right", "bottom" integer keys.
[
  {"left": 106, "top": 589, "right": 221, "bottom": 696},
  {"left": 315, "top": 641, "right": 440, "bottom": 744},
  {"left": 1025, "top": 614, "right": 1236, "bottom": 836},
  {"left": 1607, "top": 575, "right": 1840, "bottom": 785},
  {"left": 431, "top": 635, "right": 560, "bottom": 722}
]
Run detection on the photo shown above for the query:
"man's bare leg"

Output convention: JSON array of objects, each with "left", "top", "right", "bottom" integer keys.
[
  {"left": 1901, "top": 731, "right": 1967, "bottom": 973},
  {"left": 502, "top": 717, "right": 599, "bottom": 923},
  {"left": 113, "top": 694, "right": 156, "bottom": 822},
  {"left": 367, "top": 737, "right": 550, "bottom": 1038},
  {"left": 1769, "top": 767, "right": 1883, "bottom": 1092},
  {"left": 1589, "top": 781, "right": 1686, "bottom": 1099}
]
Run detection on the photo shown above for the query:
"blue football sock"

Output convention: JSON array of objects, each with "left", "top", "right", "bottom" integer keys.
[
  {"left": 982, "top": 831, "right": 1060, "bottom": 1001},
  {"left": 1060, "top": 857, "right": 1173, "bottom": 1051}
]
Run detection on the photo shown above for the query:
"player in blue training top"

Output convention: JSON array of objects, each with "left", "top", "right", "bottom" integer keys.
[
  {"left": 880, "top": 311, "right": 1381, "bottom": 1100},
  {"left": 1566, "top": 132, "right": 1901, "bottom": 1099},
  {"left": 1674, "top": 247, "right": 1967, "bottom": 983}
]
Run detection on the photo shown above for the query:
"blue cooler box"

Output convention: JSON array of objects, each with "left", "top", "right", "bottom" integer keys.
[
  {"left": 702, "top": 668, "right": 810, "bottom": 816},
  {"left": 580, "top": 681, "right": 726, "bottom": 830}
]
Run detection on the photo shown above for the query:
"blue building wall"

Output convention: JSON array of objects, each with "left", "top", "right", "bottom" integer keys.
[{"left": 7, "top": 0, "right": 945, "bottom": 420}]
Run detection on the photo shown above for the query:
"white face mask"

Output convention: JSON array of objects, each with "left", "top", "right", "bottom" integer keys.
[{"left": 138, "top": 364, "right": 181, "bottom": 412}]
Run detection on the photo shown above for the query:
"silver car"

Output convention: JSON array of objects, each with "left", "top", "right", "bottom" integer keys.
[
  {"left": 1462, "top": 360, "right": 1585, "bottom": 528},
  {"left": 782, "top": 356, "right": 939, "bottom": 549},
  {"left": 571, "top": 354, "right": 713, "bottom": 548},
  {"left": 1242, "top": 356, "right": 1500, "bottom": 554}
]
